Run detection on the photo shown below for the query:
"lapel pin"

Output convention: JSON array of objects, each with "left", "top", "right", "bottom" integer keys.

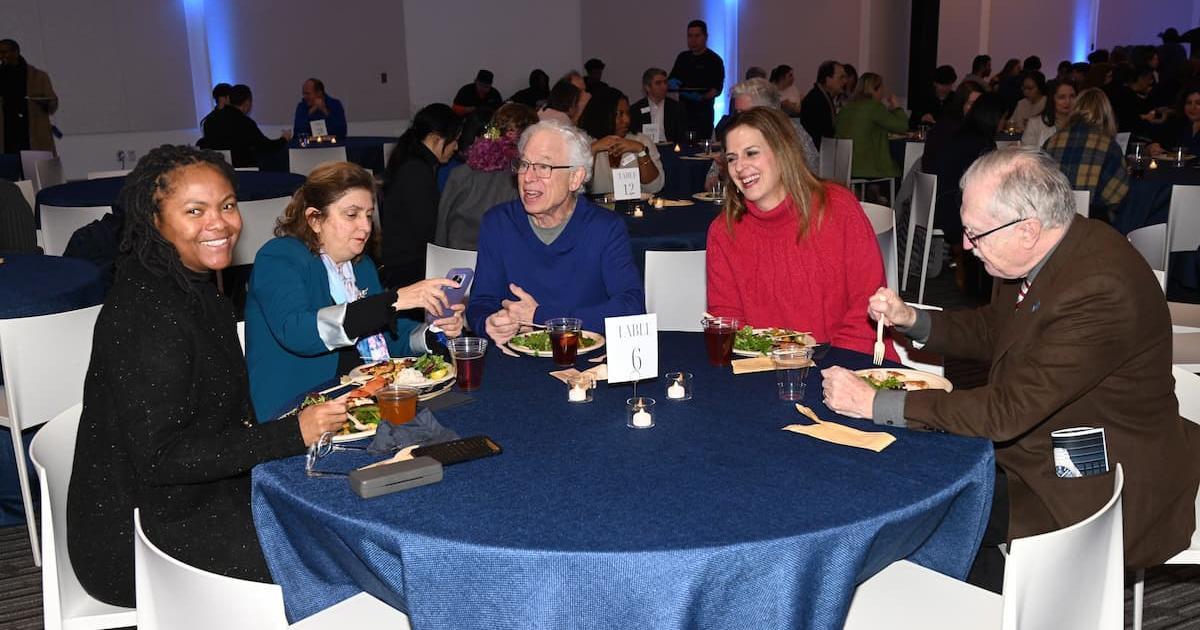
[{"left": 1031, "top": 301, "right": 1040, "bottom": 313}]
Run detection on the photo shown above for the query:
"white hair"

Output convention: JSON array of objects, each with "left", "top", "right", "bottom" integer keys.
[
  {"left": 517, "top": 119, "right": 593, "bottom": 185},
  {"left": 730, "top": 78, "right": 782, "bottom": 110},
  {"left": 960, "top": 146, "right": 1076, "bottom": 229}
]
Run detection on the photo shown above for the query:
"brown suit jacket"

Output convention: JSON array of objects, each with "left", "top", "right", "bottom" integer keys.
[
  {"left": 905, "top": 217, "right": 1200, "bottom": 569},
  {"left": 0, "top": 62, "right": 59, "bottom": 153}
]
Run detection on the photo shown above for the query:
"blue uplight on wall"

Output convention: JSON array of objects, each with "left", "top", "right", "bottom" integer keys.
[
  {"left": 704, "top": 0, "right": 739, "bottom": 121},
  {"left": 203, "top": 0, "right": 236, "bottom": 86},
  {"left": 1071, "top": 0, "right": 1093, "bottom": 61}
]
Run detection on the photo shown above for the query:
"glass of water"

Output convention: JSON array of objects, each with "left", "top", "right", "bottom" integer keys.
[{"left": 770, "top": 344, "right": 814, "bottom": 401}]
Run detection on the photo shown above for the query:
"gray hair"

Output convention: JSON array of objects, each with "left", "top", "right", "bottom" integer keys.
[
  {"left": 960, "top": 146, "right": 1075, "bottom": 229},
  {"left": 518, "top": 119, "right": 593, "bottom": 185},
  {"left": 730, "top": 78, "right": 782, "bottom": 110},
  {"left": 642, "top": 67, "right": 667, "bottom": 87}
]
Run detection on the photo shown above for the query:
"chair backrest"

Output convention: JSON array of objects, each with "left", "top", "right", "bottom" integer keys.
[
  {"left": 382, "top": 142, "right": 397, "bottom": 166},
  {"left": 20, "top": 150, "right": 54, "bottom": 189},
  {"left": 216, "top": 149, "right": 233, "bottom": 165},
  {"left": 892, "top": 303, "right": 945, "bottom": 376},
  {"left": 903, "top": 171, "right": 938, "bottom": 303},
  {"left": 834, "top": 138, "right": 854, "bottom": 186},
  {"left": 230, "top": 196, "right": 289, "bottom": 266},
  {"left": 644, "top": 249, "right": 707, "bottom": 332},
  {"left": 1116, "top": 132, "right": 1131, "bottom": 154},
  {"left": 1001, "top": 464, "right": 1125, "bottom": 630},
  {"left": 134, "top": 509, "right": 288, "bottom": 630},
  {"left": 819, "top": 137, "right": 837, "bottom": 179},
  {"left": 35, "top": 157, "right": 65, "bottom": 191},
  {"left": 1073, "top": 190, "right": 1091, "bottom": 217},
  {"left": 16, "top": 179, "right": 36, "bottom": 213},
  {"left": 0, "top": 304, "right": 102, "bottom": 433},
  {"left": 1153, "top": 269, "right": 1166, "bottom": 293},
  {"left": 87, "top": 170, "right": 132, "bottom": 180},
  {"left": 1173, "top": 366, "right": 1200, "bottom": 424},
  {"left": 30, "top": 404, "right": 138, "bottom": 630},
  {"left": 1167, "top": 185, "right": 1200, "bottom": 257},
  {"left": 425, "top": 243, "right": 478, "bottom": 280},
  {"left": 901, "top": 142, "right": 925, "bottom": 181},
  {"left": 39, "top": 204, "right": 113, "bottom": 256},
  {"left": 236, "top": 320, "right": 246, "bottom": 355},
  {"left": 860, "top": 203, "right": 899, "bottom": 291},
  {"left": 1128, "top": 223, "right": 1166, "bottom": 271},
  {"left": 288, "top": 146, "right": 348, "bottom": 176}
]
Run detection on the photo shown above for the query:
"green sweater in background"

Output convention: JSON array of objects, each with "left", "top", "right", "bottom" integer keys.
[{"left": 835, "top": 98, "right": 908, "bottom": 179}]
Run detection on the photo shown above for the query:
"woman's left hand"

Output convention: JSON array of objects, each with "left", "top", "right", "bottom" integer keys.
[{"left": 432, "top": 304, "right": 465, "bottom": 338}]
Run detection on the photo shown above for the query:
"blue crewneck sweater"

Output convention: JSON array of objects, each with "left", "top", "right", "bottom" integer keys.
[{"left": 466, "top": 198, "right": 645, "bottom": 334}]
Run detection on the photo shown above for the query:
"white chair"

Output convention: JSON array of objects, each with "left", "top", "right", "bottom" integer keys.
[
  {"left": 845, "top": 464, "right": 1125, "bottom": 630},
  {"left": 288, "top": 146, "right": 348, "bottom": 176},
  {"left": 29, "top": 404, "right": 138, "bottom": 630},
  {"left": 0, "top": 304, "right": 102, "bottom": 566},
  {"left": 861, "top": 203, "right": 899, "bottom": 291},
  {"left": 230, "top": 196, "right": 289, "bottom": 266},
  {"left": 818, "top": 137, "right": 852, "bottom": 186},
  {"left": 1116, "top": 132, "right": 1131, "bottom": 154},
  {"left": 1073, "top": 190, "right": 1091, "bottom": 217},
  {"left": 1128, "top": 223, "right": 1166, "bottom": 271},
  {"left": 849, "top": 138, "right": 896, "bottom": 206},
  {"left": 20, "top": 150, "right": 53, "bottom": 189},
  {"left": 133, "top": 509, "right": 410, "bottom": 630},
  {"left": 1153, "top": 269, "right": 1167, "bottom": 293},
  {"left": 901, "top": 142, "right": 925, "bottom": 182},
  {"left": 425, "top": 243, "right": 477, "bottom": 280},
  {"left": 382, "top": 142, "right": 397, "bottom": 166},
  {"left": 644, "top": 250, "right": 706, "bottom": 332},
  {"left": 86, "top": 170, "right": 131, "bottom": 180},
  {"left": 35, "top": 157, "right": 66, "bottom": 191},
  {"left": 1165, "top": 185, "right": 1200, "bottom": 280},
  {"left": 892, "top": 303, "right": 944, "bottom": 376},
  {"left": 216, "top": 149, "right": 233, "bottom": 165},
  {"left": 236, "top": 320, "right": 246, "bottom": 354},
  {"left": 16, "top": 179, "right": 36, "bottom": 213},
  {"left": 1131, "top": 368, "right": 1200, "bottom": 630},
  {"left": 902, "top": 171, "right": 938, "bottom": 303},
  {"left": 39, "top": 204, "right": 113, "bottom": 256}
]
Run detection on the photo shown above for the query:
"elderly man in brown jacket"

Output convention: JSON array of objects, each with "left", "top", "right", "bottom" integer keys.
[
  {"left": 0, "top": 39, "right": 59, "bottom": 154},
  {"left": 822, "top": 147, "right": 1200, "bottom": 575}
]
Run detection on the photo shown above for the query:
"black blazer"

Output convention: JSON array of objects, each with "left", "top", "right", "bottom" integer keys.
[
  {"left": 629, "top": 97, "right": 689, "bottom": 144},
  {"left": 198, "top": 106, "right": 286, "bottom": 168}
]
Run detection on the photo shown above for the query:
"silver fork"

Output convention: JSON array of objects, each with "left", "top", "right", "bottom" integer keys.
[{"left": 872, "top": 318, "right": 885, "bottom": 366}]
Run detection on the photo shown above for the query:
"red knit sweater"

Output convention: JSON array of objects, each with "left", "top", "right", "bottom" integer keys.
[{"left": 705, "top": 183, "right": 897, "bottom": 360}]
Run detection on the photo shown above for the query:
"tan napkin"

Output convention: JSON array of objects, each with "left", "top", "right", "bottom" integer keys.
[
  {"left": 548, "top": 364, "right": 608, "bottom": 384},
  {"left": 731, "top": 356, "right": 813, "bottom": 375},
  {"left": 655, "top": 199, "right": 694, "bottom": 207},
  {"left": 782, "top": 404, "right": 895, "bottom": 452}
]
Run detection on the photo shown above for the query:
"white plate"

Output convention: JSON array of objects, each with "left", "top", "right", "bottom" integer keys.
[
  {"left": 347, "top": 356, "right": 456, "bottom": 391},
  {"left": 853, "top": 368, "right": 953, "bottom": 392},
  {"left": 331, "top": 379, "right": 456, "bottom": 443},
  {"left": 732, "top": 328, "right": 817, "bottom": 358},
  {"left": 508, "top": 330, "right": 606, "bottom": 358},
  {"left": 692, "top": 192, "right": 726, "bottom": 202}
]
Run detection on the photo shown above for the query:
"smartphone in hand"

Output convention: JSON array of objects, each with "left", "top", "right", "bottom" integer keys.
[{"left": 429, "top": 267, "right": 474, "bottom": 322}]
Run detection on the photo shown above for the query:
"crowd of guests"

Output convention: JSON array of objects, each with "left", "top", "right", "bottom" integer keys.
[{"left": 55, "top": 17, "right": 1200, "bottom": 614}]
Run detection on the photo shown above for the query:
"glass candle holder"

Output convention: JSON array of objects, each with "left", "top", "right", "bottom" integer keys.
[
  {"left": 626, "top": 397, "right": 656, "bottom": 429},
  {"left": 664, "top": 372, "right": 692, "bottom": 401},
  {"left": 567, "top": 373, "right": 595, "bottom": 404}
]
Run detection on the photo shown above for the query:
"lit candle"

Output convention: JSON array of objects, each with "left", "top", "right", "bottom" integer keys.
[
  {"left": 568, "top": 382, "right": 587, "bottom": 402},
  {"left": 667, "top": 376, "right": 686, "bottom": 400},
  {"left": 632, "top": 206, "right": 644, "bottom": 218},
  {"left": 1150, "top": 159, "right": 1159, "bottom": 170},
  {"left": 632, "top": 404, "right": 653, "bottom": 427},
  {"left": 653, "top": 198, "right": 664, "bottom": 209},
  {"left": 673, "top": 143, "right": 681, "bottom": 153}
]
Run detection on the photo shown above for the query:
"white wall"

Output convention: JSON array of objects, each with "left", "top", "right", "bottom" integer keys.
[
  {"left": 404, "top": 0, "right": 582, "bottom": 113},
  {"left": 1096, "top": 0, "right": 1194, "bottom": 50}
]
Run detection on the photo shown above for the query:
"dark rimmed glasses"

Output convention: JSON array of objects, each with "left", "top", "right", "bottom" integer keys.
[
  {"left": 511, "top": 159, "right": 574, "bottom": 179},
  {"left": 964, "top": 217, "right": 1027, "bottom": 248}
]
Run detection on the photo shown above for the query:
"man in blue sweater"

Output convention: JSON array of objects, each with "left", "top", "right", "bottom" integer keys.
[
  {"left": 467, "top": 119, "right": 645, "bottom": 341},
  {"left": 292, "top": 78, "right": 347, "bottom": 138}
]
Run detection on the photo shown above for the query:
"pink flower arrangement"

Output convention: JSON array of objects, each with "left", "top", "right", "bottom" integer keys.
[{"left": 466, "top": 128, "right": 519, "bottom": 172}]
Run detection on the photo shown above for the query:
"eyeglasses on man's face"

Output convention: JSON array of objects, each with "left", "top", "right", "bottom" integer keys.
[
  {"left": 963, "top": 217, "right": 1027, "bottom": 248},
  {"left": 512, "top": 159, "right": 574, "bottom": 179}
]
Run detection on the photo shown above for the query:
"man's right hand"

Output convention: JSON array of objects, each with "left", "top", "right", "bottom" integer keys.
[
  {"left": 280, "top": 129, "right": 294, "bottom": 141},
  {"left": 868, "top": 288, "right": 916, "bottom": 328},
  {"left": 485, "top": 309, "right": 521, "bottom": 346}
]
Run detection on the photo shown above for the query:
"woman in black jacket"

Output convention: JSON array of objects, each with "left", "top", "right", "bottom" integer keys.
[
  {"left": 379, "top": 103, "right": 462, "bottom": 288},
  {"left": 66, "top": 144, "right": 346, "bottom": 607}
]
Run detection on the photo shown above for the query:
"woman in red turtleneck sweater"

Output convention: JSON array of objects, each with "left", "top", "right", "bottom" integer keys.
[{"left": 706, "top": 107, "right": 896, "bottom": 359}]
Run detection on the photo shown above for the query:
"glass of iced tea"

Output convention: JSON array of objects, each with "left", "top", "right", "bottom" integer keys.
[
  {"left": 701, "top": 316, "right": 740, "bottom": 366},
  {"left": 545, "top": 317, "right": 583, "bottom": 367},
  {"left": 448, "top": 337, "right": 488, "bottom": 391},
  {"left": 376, "top": 385, "right": 418, "bottom": 425}
]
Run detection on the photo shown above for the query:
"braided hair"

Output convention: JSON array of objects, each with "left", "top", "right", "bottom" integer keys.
[{"left": 118, "top": 144, "right": 237, "bottom": 298}]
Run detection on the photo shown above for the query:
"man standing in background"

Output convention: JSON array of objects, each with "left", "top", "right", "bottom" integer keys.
[
  {"left": 0, "top": 39, "right": 58, "bottom": 154},
  {"left": 669, "top": 20, "right": 724, "bottom": 140}
]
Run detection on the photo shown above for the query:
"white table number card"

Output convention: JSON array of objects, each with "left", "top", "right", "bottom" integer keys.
[
  {"left": 604, "top": 314, "right": 658, "bottom": 384},
  {"left": 612, "top": 167, "right": 641, "bottom": 201},
  {"left": 642, "top": 122, "right": 662, "bottom": 143},
  {"left": 309, "top": 119, "right": 328, "bottom": 138}
]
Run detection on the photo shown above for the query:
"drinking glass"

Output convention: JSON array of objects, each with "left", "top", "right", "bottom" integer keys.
[
  {"left": 770, "top": 345, "right": 814, "bottom": 401},
  {"left": 449, "top": 337, "right": 488, "bottom": 390},
  {"left": 377, "top": 385, "right": 418, "bottom": 424},
  {"left": 545, "top": 317, "right": 583, "bottom": 367},
  {"left": 701, "top": 317, "right": 740, "bottom": 366}
]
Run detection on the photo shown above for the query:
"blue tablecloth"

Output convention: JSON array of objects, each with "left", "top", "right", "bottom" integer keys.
[
  {"left": 0, "top": 154, "right": 21, "bottom": 182},
  {"left": 658, "top": 143, "right": 713, "bottom": 199},
  {"left": 1114, "top": 166, "right": 1200, "bottom": 235},
  {"left": 0, "top": 253, "right": 105, "bottom": 319},
  {"left": 622, "top": 200, "right": 720, "bottom": 272},
  {"left": 258, "top": 136, "right": 397, "bottom": 174},
  {"left": 252, "top": 333, "right": 994, "bottom": 629}
]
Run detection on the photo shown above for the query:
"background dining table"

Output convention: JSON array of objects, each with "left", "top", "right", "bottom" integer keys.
[
  {"left": 657, "top": 142, "right": 715, "bottom": 199},
  {"left": 252, "top": 332, "right": 995, "bottom": 629},
  {"left": 258, "top": 135, "right": 397, "bottom": 174},
  {"left": 618, "top": 198, "right": 720, "bottom": 273},
  {"left": 0, "top": 252, "right": 105, "bottom": 319}
]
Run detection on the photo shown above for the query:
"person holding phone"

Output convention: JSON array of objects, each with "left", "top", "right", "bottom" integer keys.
[{"left": 244, "top": 161, "right": 465, "bottom": 420}]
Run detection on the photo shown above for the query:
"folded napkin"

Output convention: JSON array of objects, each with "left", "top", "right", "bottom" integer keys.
[
  {"left": 655, "top": 199, "right": 694, "bottom": 207},
  {"left": 367, "top": 408, "right": 459, "bottom": 455},
  {"left": 548, "top": 364, "right": 609, "bottom": 384},
  {"left": 782, "top": 404, "right": 895, "bottom": 452},
  {"left": 731, "top": 356, "right": 813, "bottom": 375},
  {"left": 679, "top": 155, "right": 713, "bottom": 161}
]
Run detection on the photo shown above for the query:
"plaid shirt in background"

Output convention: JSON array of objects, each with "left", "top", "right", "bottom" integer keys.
[{"left": 1043, "top": 123, "right": 1129, "bottom": 218}]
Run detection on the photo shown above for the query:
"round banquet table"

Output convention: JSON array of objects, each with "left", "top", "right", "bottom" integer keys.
[
  {"left": 619, "top": 198, "right": 721, "bottom": 273},
  {"left": 251, "top": 332, "right": 995, "bottom": 629},
  {"left": 0, "top": 154, "right": 21, "bottom": 182},
  {"left": 658, "top": 142, "right": 714, "bottom": 199},
  {"left": 258, "top": 136, "right": 397, "bottom": 174},
  {"left": 0, "top": 253, "right": 105, "bottom": 319}
]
